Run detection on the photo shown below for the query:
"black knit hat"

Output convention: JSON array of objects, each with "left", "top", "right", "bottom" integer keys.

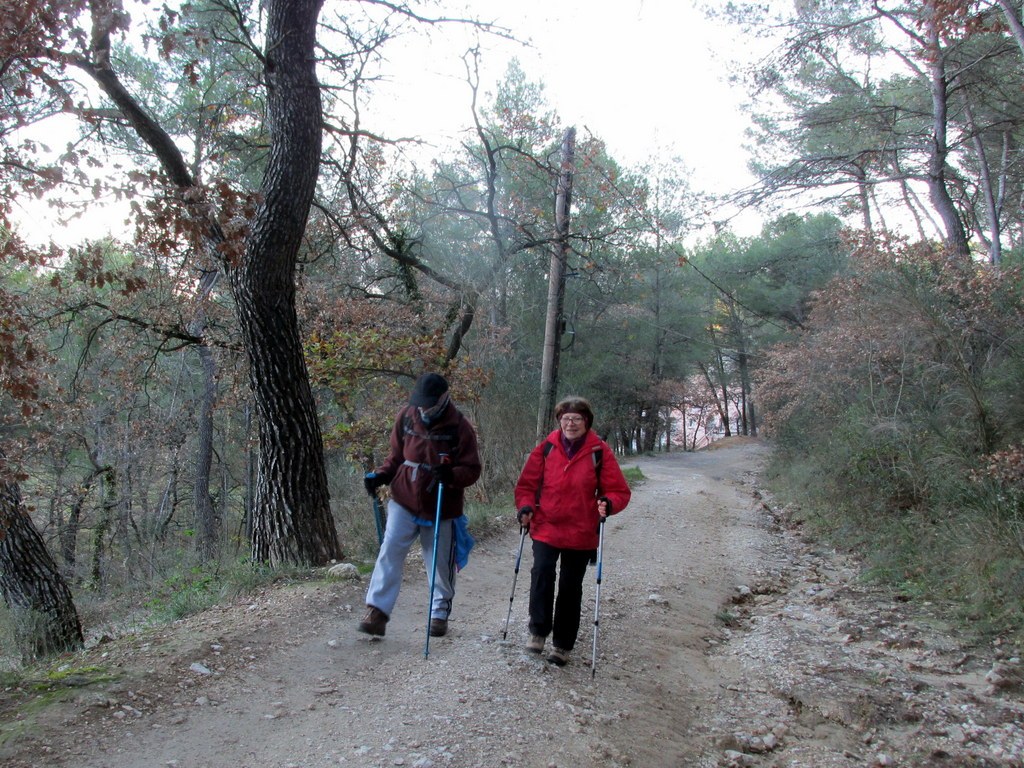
[{"left": 409, "top": 373, "right": 449, "bottom": 407}]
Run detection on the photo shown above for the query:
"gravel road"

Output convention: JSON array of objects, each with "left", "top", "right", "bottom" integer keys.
[{"left": 4, "top": 437, "right": 1021, "bottom": 767}]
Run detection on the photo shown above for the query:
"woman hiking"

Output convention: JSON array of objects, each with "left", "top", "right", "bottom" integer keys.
[{"left": 513, "top": 397, "right": 631, "bottom": 665}]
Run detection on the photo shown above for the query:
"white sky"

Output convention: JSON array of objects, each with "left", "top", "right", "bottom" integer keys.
[
  {"left": 369, "top": 0, "right": 759, "bottom": 194},
  {"left": 14, "top": 0, "right": 767, "bottom": 246}
]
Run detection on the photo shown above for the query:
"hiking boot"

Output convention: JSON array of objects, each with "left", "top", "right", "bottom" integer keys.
[
  {"left": 429, "top": 618, "right": 448, "bottom": 637},
  {"left": 358, "top": 605, "right": 388, "bottom": 637},
  {"left": 547, "top": 646, "right": 569, "bottom": 666},
  {"left": 525, "top": 635, "right": 545, "bottom": 654}
]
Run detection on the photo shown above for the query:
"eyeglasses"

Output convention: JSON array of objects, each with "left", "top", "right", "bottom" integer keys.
[{"left": 559, "top": 415, "right": 585, "bottom": 424}]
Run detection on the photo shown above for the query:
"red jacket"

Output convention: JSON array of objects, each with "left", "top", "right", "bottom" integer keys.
[
  {"left": 376, "top": 404, "right": 481, "bottom": 521},
  {"left": 514, "top": 429, "right": 631, "bottom": 550}
]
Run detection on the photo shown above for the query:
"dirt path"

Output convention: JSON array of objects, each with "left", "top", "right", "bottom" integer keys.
[{"left": 3, "top": 438, "right": 1023, "bottom": 767}]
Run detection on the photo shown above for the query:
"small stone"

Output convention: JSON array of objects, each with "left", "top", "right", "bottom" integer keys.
[
  {"left": 732, "top": 585, "right": 753, "bottom": 604},
  {"left": 327, "top": 563, "right": 361, "bottom": 580}
]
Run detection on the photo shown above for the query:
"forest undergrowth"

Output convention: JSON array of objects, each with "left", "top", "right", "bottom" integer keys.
[{"left": 763, "top": 447, "right": 1024, "bottom": 644}]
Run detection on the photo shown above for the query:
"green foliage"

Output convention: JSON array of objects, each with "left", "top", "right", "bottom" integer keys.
[
  {"left": 760, "top": 235, "right": 1024, "bottom": 638},
  {"left": 146, "top": 570, "right": 219, "bottom": 621},
  {"left": 622, "top": 465, "right": 645, "bottom": 486},
  {"left": 715, "top": 608, "right": 740, "bottom": 628},
  {"left": 305, "top": 297, "right": 492, "bottom": 470},
  {"left": 732, "top": 0, "right": 1024, "bottom": 260},
  {"left": 144, "top": 559, "right": 306, "bottom": 622},
  {"left": 463, "top": 499, "right": 516, "bottom": 543},
  {"left": 40, "top": 664, "right": 110, "bottom": 684}
]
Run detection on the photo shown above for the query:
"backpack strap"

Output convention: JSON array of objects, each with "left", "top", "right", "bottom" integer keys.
[
  {"left": 535, "top": 441, "right": 555, "bottom": 505},
  {"left": 402, "top": 411, "right": 462, "bottom": 456}
]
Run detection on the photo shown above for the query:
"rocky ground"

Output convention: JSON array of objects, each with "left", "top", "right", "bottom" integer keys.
[{"left": 1, "top": 438, "right": 1022, "bottom": 767}]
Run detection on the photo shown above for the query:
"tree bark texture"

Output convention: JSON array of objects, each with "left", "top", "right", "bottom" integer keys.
[
  {"left": 0, "top": 479, "right": 84, "bottom": 660},
  {"left": 996, "top": 0, "right": 1024, "bottom": 59},
  {"left": 239, "top": 0, "right": 341, "bottom": 566}
]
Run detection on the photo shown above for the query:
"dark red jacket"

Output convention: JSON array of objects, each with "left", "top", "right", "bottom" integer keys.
[
  {"left": 514, "top": 429, "right": 631, "bottom": 550},
  {"left": 376, "top": 404, "right": 481, "bottom": 521}
]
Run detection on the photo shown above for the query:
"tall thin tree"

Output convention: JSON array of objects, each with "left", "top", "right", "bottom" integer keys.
[{"left": 537, "top": 126, "right": 576, "bottom": 439}]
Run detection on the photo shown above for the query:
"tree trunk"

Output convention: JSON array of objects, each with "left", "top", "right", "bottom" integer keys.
[
  {"left": 700, "top": 341, "right": 733, "bottom": 439},
  {"left": 79, "top": 0, "right": 340, "bottom": 568},
  {"left": 663, "top": 407, "right": 672, "bottom": 453},
  {"left": 537, "top": 126, "right": 576, "bottom": 440},
  {"left": 719, "top": 378, "right": 733, "bottom": 438},
  {"left": 194, "top": 343, "right": 219, "bottom": 561},
  {"left": 923, "top": 15, "right": 971, "bottom": 259},
  {"left": 996, "top": 0, "right": 1024, "bottom": 58},
  {"left": 90, "top": 464, "right": 116, "bottom": 589},
  {"left": 0, "top": 478, "right": 84, "bottom": 660},
  {"left": 641, "top": 403, "right": 659, "bottom": 453},
  {"left": 241, "top": 0, "right": 341, "bottom": 566},
  {"left": 855, "top": 164, "right": 874, "bottom": 234},
  {"left": 60, "top": 467, "right": 101, "bottom": 579},
  {"left": 961, "top": 93, "right": 1004, "bottom": 266},
  {"left": 244, "top": 402, "right": 255, "bottom": 545},
  {"left": 732, "top": 312, "right": 757, "bottom": 437},
  {"left": 155, "top": 447, "right": 180, "bottom": 540}
]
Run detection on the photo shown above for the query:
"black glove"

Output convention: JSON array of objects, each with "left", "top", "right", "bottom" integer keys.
[
  {"left": 430, "top": 463, "right": 454, "bottom": 486},
  {"left": 364, "top": 472, "right": 386, "bottom": 497},
  {"left": 517, "top": 505, "right": 534, "bottom": 525},
  {"left": 597, "top": 496, "right": 613, "bottom": 515}
]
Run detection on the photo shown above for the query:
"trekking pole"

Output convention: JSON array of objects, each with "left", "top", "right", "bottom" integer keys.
[
  {"left": 591, "top": 516, "right": 607, "bottom": 678},
  {"left": 424, "top": 454, "right": 448, "bottom": 659},
  {"left": 502, "top": 526, "right": 528, "bottom": 640},
  {"left": 371, "top": 493, "right": 385, "bottom": 546}
]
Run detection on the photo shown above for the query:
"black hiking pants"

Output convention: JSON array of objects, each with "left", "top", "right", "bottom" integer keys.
[{"left": 528, "top": 540, "right": 593, "bottom": 651}]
